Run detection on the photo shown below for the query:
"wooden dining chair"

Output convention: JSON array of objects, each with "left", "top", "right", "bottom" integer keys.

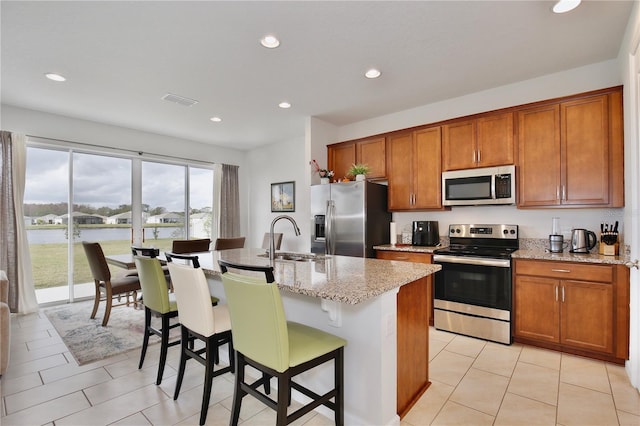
[
  {"left": 171, "top": 238, "right": 211, "bottom": 254},
  {"left": 219, "top": 260, "right": 346, "bottom": 426},
  {"left": 213, "top": 237, "right": 245, "bottom": 250},
  {"left": 82, "top": 241, "right": 141, "bottom": 327},
  {"left": 261, "top": 233, "right": 283, "bottom": 250}
]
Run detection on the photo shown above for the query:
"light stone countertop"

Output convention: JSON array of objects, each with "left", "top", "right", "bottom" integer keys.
[
  {"left": 374, "top": 241, "right": 630, "bottom": 266},
  {"left": 194, "top": 248, "right": 441, "bottom": 305},
  {"left": 510, "top": 249, "right": 630, "bottom": 265},
  {"left": 373, "top": 244, "right": 441, "bottom": 253}
]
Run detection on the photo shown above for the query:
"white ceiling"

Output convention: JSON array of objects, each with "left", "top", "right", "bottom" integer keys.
[{"left": 0, "top": 1, "right": 633, "bottom": 150}]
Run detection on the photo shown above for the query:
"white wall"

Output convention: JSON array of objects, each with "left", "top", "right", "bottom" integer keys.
[
  {"left": 617, "top": 0, "right": 640, "bottom": 389},
  {"left": 246, "top": 136, "right": 309, "bottom": 253},
  {"left": 1, "top": 104, "right": 250, "bottom": 237}
]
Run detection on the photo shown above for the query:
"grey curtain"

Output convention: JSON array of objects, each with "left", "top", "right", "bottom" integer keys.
[
  {"left": 0, "top": 131, "right": 37, "bottom": 313},
  {"left": 0, "top": 131, "right": 17, "bottom": 311},
  {"left": 219, "top": 164, "right": 240, "bottom": 237}
]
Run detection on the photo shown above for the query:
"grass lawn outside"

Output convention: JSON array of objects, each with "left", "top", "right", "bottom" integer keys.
[{"left": 30, "top": 238, "right": 174, "bottom": 289}]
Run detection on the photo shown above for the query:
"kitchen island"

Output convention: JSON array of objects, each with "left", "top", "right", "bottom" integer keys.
[{"left": 187, "top": 248, "right": 440, "bottom": 425}]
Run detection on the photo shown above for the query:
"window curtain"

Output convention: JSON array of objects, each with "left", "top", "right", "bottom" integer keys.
[
  {"left": 0, "top": 131, "right": 38, "bottom": 313},
  {"left": 216, "top": 163, "right": 240, "bottom": 238}
]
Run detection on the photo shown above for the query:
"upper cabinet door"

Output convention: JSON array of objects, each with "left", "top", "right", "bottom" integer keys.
[
  {"left": 562, "top": 95, "right": 609, "bottom": 206},
  {"left": 517, "top": 105, "right": 562, "bottom": 207},
  {"left": 413, "top": 127, "right": 442, "bottom": 209},
  {"left": 476, "top": 112, "right": 514, "bottom": 167},
  {"left": 387, "top": 132, "right": 414, "bottom": 210},
  {"left": 328, "top": 143, "right": 356, "bottom": 181},
  {"left": 442, "top": 113, "right": 514, "bottom": 171},
  {"left": 356, "top": 137, "right": 386, "bottom": 179},
  {"left": 442, "top": 120, "right": 476, "bottom": 171}
]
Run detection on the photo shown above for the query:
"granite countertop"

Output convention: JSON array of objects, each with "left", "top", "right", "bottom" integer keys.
[
  {"left": 373, "top": 244, "right": 441, "bottom": 254},
  {"left": 510, "top": 249, "right": 630, "bottom": 265},
  {"left": 374, "top": 242, "right": 630, "bottom": 266},
  {"left": 193, "top": 248, "right": 441, "bottom": 305}
]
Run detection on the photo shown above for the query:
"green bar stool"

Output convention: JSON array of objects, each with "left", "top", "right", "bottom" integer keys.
[
  {"left": 219, "top": 260, "right": 346, "bottom": 426},
  {"left": 133, "top": 255, "right": 180, "bottom": 385}
]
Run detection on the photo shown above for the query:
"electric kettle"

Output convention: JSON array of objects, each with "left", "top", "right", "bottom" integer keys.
[{"left": 570, "top": 229, "right": 597, "bottom": 253}]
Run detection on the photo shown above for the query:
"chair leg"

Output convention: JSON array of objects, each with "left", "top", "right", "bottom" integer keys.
[
  {"left": 138, "top": 307, "right": 152, "bottom": 369},
  {"left": 276, "top": 372, "right": 289, "bottom": 426},
  {"left": 229, "top": 351, "right": 245, "bottom": 426},
  {"left": 335, "top": 348, "right": 344, "bottom": 426},
  {"left": 102, "top": 285, "right": 113, "bottom": 327},
  {"left": 173, "top": 326, "right": 189, "bottom": 400},
  {"left": 199, "top": 337, "right": 216, "bottom": 426},
  {"left": 90, "top": 281, "right": 101, "bottom": 319},
  {"left": 156, "top": 314, "right": 170, "bottom": 385}
]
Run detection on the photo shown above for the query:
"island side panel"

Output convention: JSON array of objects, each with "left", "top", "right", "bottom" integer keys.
[
  {"left": 280, "top": 290, "right": 400, "bottom": 426},
  {"left": 397, "top": 276, "right": 431, "bottom": 418},
  {"left": 206, "top": 276, "right": 401, "bottom": 426}
]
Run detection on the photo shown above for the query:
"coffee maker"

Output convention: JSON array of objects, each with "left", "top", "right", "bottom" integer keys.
[{"left": 412, "top": 221, "right": 440, "bottom": 246}]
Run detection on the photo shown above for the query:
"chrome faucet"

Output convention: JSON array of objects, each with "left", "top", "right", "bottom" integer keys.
[{"left": 269, "top": 215, "right": 301, "bottom": 263}]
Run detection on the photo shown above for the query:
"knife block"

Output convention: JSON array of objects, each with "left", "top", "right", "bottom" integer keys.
[{"left": 599, "top": 242, "right": 619, "bottom": 256}]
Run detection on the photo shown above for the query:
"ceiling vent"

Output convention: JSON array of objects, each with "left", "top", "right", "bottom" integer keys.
[{"left": 161, "top": 93, "right": 199, "bottom": 107}]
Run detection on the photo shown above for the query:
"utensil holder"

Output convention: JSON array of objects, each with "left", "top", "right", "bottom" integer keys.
[{"left": 599, "top": 232, "right": 619, "bottom": 256}]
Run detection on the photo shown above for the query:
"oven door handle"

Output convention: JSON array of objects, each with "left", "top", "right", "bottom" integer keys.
[{"left": 433, "top": 254, "right": 511, "bottom": 268}]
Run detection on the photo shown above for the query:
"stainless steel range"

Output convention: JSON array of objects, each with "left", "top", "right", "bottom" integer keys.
[{"left": 433, "top": 224, "right": 518, "bottom": 344}]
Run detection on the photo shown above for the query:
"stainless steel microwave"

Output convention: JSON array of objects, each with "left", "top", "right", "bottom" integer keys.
[{"left": 442, "top": 165, "right": 516, "bottom": 206}]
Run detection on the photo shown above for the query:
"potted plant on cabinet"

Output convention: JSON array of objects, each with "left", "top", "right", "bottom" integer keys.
[{"left": 348, "top": 163, "right": 370, "bottom": 181}]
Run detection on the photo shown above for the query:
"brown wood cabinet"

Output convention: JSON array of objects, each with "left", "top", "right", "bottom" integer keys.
[
  {"left": 328, "top": 143, "right": 355, "bottom": 181},
  {"left": 376, "top": 250, "right": 432, "bottom": 417},
  {"left": 376, "top": 250, "right": 434, "bottom": 325},
  {"left": 442, "top": 112, "right": 514, "bottom": 171},
  {"left": 327, "top": 137, "right": 386, "bottom": 180},
  {"left": 387, "top": 127, "right": 443, "bottom": 211},
  {"left": 513, "top": 259, "right": 629, "bottom": 363},
  {"left": 517, "top": 89, "right": 624, "bottom": 208}
]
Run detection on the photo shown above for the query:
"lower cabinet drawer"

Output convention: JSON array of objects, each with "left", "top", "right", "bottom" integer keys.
[
  {"left": 515, "top": 260, "right": 613, "bottom": 283},
  {"left": 376, "top": 251, "right": 432, "bottom": 263}
]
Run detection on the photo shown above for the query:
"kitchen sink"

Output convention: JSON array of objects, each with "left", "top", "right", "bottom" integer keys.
[{"left": 258, "top": 252, "right": 322, "bottom": 262}]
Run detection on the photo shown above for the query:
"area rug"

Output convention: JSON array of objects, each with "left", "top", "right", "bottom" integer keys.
[{"left": 43, "top": 301, "right": 168, "bottom": 366}]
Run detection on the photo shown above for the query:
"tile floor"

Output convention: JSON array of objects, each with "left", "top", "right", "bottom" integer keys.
[{"left": 1, "top": 309, "right": 639, "bottom": 426}]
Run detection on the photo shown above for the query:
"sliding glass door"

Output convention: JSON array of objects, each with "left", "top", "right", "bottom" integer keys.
[
  {"left": 72, "top": 152, "right": 132, "bottom": 299},
  {"left": 24, "top": 147, "right": 70, "bottom": 303},
  {"left": 25, "top": 143, "right": 215, "bottom": 304},
  {"left": 141, "top": 161, "right": 186, "bottom": 253}
]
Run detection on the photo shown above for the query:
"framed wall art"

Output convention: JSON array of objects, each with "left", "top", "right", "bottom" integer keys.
[{"left": 271, "top": 181, "right": 295, "bottom": 212}]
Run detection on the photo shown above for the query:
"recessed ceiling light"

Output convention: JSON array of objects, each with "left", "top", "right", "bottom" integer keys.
[
  {"left": 260, "top": 35, "right": 280, "bottom": 48},
  {"left": 45, "top": 73, "right": 66, "bottom": 82},
  {"left": 210, "top": 117, "right": 222, "bottom": 122},
  {"left": 365, "top": 68, "right": 381, "bottom": 79},
  {"left": 278, "top": 102, "right": 291, "bottom": 109},
  {"left": 552, "top": 0, "right": 581, "bottom": 13}
]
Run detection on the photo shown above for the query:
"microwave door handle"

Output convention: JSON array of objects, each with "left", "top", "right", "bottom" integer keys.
[{"left": 491, "top": 175, "right": 496, "bottom": 200}]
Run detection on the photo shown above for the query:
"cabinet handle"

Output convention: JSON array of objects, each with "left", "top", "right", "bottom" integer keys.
[
  {"left": 551, "top": 269, "right": 571, "bottom": 273},
  {"left": 472, "top": 151, "right": 477, "bottom": 163},
  {"left": 394, "top": 256, "right": 409, "bottom": 260},
  {"left": 562, "top": 185, "right": 566, "bottom": 201},
  {"left": 556, "top": 186, "right": 560, "bottom": 201},
  {"left": 562, "top": 286, "right": 565, "bottom": 302},
  {"left": 477, "top": 150, "right": 481, "bottom": 164},
  {"left": 555, "top": 286, "right": 558, "bottom": 301}
]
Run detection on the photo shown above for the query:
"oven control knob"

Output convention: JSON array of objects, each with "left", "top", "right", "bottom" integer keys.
[
  {"left": 510, "top": 229, "right": 516, "bottom": 234},
  {"left": 503, "top": 229, "right": 508, "bottom": 235}
]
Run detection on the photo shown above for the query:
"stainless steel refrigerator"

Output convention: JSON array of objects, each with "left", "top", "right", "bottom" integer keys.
[{"left": 310, "top": 181, "right": 392, "bottom": 258}]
